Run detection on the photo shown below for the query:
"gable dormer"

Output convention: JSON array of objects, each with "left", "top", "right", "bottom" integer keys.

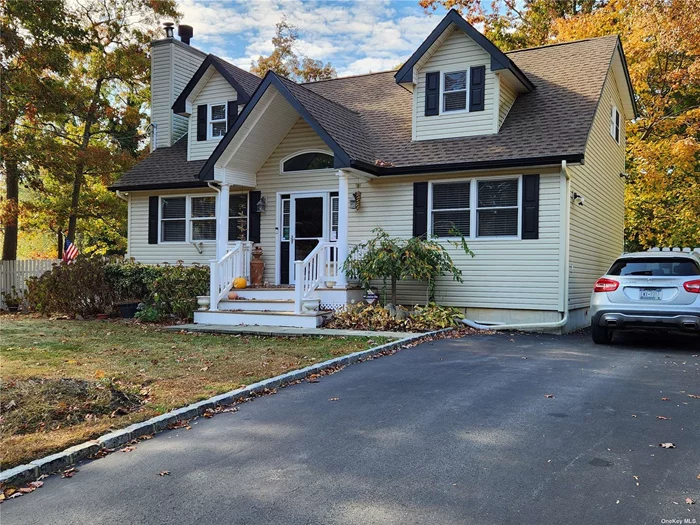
[
  {"left": 172, "top": 55, "right": 261, "bottom": 162},
  {"left": 395, "top": 10, "right": 534, "bottom": 141}
]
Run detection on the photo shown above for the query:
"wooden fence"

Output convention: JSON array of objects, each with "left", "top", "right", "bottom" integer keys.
[{"left": 0, "top": 259, "right": 60, "bottom": 309}]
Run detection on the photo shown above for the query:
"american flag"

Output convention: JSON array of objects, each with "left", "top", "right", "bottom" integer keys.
[{"left": 63, "top": 237, "right": 78, "bottom": 264}]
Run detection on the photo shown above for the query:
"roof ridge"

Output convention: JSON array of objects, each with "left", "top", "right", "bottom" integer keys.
[
  {"left": 506, "top": 34, "right": 619, "bottom": 54},
  {"left": 302, "top": 69, "right": 398, "bottom": 85},
  {"left": 279, "top": 75, "right": 362, "bottom": 117},
  {"left": 211, "top": 54, "right": 261, "bottom": 80}
]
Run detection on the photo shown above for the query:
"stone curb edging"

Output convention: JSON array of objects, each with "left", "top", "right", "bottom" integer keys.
[{"left": 0, "top": 328, "right": 454, "bottom": 487}]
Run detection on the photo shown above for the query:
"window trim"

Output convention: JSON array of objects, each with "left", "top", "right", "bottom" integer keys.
[
  {"left": 280, "top": 149, "right": 335, "bottom": 174},
  {"left": 441, "top": 70, "right": 469, "bottom": 114},
  {"left": 157, "top": 192, "right": 249, "bottom": 245},
  {"left": 207, "top": 102, "right": 228, "bottom": 141},
  {"left": 610, "top": 104, "right": 621, "bottom": 145},
  {"left": 428, "top": 176, "right": 522, "bottom": 240}
]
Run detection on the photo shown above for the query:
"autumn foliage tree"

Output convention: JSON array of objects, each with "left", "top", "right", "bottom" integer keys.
[
  {"left": 1, "top": 0, "right": 180, "bottom": 258},
  {"left": 251, "top": 20, "right": 336, "bottom": 82},
  {"left": 420, "top": 0, "right": 699, "bottom": 249}
]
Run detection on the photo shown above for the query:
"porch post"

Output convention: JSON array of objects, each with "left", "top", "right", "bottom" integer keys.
[
  {"left": 216, "top": 183, "right": 230, "bottom": 261},
  {"left": 336, "top": 169, "right": 349, "bottom": 288}
]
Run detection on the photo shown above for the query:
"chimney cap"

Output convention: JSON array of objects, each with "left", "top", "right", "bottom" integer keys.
[
  {"left": 178, "top": 24, "right": 193, "bottom": 45},
  {"left": 163, "top": 22, "right": 174, "bottom": 38}
]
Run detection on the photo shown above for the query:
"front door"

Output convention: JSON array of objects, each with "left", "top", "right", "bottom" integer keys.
[{"left": 290, "top": 193, "right": 326, "bottom": 284}]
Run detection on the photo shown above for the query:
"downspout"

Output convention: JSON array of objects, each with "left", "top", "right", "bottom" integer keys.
[{"left": 462, "top": 161, "right": 572, "bottom": 331}]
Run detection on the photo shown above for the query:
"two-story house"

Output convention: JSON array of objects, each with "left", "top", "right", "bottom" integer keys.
[{"left": 110, "top": 10, "right": 637, "bottom": 331}]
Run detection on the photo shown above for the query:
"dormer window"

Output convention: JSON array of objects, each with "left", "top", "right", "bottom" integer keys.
[
  {"left": 209, "top": 103, "right": 227, "bottom": 139},
  {"left": 443, "top": 71, "right": 467, "bottom": 112}
]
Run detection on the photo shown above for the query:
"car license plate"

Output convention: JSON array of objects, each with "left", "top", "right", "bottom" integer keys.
[{"left": 639, "top": 288, "right": 662, "bottom": 300}]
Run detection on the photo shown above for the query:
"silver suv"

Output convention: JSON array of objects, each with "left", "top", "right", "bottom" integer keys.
[{"left": 589, "top": 250, "right": 700, "bottom": 344}]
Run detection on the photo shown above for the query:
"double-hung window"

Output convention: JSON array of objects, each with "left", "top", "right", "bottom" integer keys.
[
  {"left": 160, "top": 195, "right": 217, "bottom": 243},
  {"left": 160, "top": 197, "right": 187, "bottom": 242},
  {"left": 228, "top": 194, "right": 248, "bottom": 241},
  {"left": 430, "top": 178, "right": 520, "bottom": 238},
  {"left": 209, "top": 103, "right": 227, "bottom": 139},
  {"left": 190, "top": 196, "right": 216, "bottom": 241},
  {"left": 431, "top": 182, "right": 471, "bottom": 237},
  {"left": 610, "top": 105, "right": 621, "bottom": 144},
  {"left": 476, "top": 179, "right": 519, "bottom": 237},
  {"left": 442, "top": 71, "right": 467, "bottom": 112}
]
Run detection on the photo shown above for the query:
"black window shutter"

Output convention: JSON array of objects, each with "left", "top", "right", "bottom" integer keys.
[
  {"left": 521, "top": 175, "right": 539, "bottom": 240},
  {"left": 424, "top": 72, "right": 439, "bottom": 117},
  {"left": 227, "top": 100, "right": 237, "bottom": 130},
  {"left": 248, "top": 191, "right": 261, "bottom": 243},
  {"left": 196, "top": 105, "right": 207, "bottom": 141},
  {"left": 413, "top": 182, "right": 429, "bottom": 238},
  {"left": 148, "top": 196, "right": 159, "bottom": 244},
  {"left": 469, "top": 66, "right": 485, "bottom": 112}
]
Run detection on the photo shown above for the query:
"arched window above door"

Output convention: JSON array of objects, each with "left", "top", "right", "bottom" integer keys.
[{"left": 281, "top": 151, "right": 334, "bottom": 173}]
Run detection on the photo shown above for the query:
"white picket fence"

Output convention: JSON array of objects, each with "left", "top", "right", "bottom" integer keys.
[{"left": 0, "top": 259, "right": 60, "bottom": 309}]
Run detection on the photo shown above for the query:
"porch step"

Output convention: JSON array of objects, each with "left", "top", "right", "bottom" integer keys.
[
  {"left": 218, "top": 299, "right": 295, "bottom": 312},
  {"left": 193, "top": 309, "right": 332, "bottom": 328}
]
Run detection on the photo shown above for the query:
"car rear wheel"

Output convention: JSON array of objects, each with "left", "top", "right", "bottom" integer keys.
[{"left": 591, "top": 323, "right": 613, "bottom": 344}]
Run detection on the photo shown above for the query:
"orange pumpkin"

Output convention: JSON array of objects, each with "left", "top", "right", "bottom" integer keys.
[{"left": 232, "top": 277, "right": 247, "bottom": 289}]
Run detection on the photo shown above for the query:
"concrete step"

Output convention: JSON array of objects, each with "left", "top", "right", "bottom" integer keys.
[
  {"left": 193, "top": 309, "right": 332, "bottom": 328},
  {"left": 218, "top": 299, "right": 295, "bottom": 312}
]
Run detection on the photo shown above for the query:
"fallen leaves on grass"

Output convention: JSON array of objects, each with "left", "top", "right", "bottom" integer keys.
[
  {"left": 61, "top": 467, "right": 78, "bottom": 478},
  {"left": 659, "top": 443, "right": 676, "bottom": 449}
]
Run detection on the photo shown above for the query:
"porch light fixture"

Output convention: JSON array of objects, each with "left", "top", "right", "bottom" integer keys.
[
  {"left": 349, "top": 191, "right": 362, "bottom": 210},
  {"left": 256, "top": 196, "right": 266, "bottom": 213}
]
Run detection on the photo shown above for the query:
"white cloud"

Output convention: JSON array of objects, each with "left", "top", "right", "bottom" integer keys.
[{"left": 175, "top": 0, "right": 445, "bottom": 77}]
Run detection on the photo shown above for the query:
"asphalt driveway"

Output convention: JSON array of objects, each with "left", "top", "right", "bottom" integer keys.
[{"left": 3, "top": 331, "right": 699, "bottom": 525}]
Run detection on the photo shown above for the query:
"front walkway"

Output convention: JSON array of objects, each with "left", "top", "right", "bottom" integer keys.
[
  {"left": 168, "top": 323, "right": 414, "bottom": 339},
  {"left": 4, "top": 332, "right": 698, "bottom": 524}
]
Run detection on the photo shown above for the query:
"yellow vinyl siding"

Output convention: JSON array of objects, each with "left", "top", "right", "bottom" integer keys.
[
  {"left": 127, "top": 188, "right": 216, "bottom": 265},
  {"left": 188, "top": 72, "right": 238, "bottom": 161},
  {"left": 414, "top": 29, "right": 496, "bottom": 140},
  {"left": 567, "top": 69, "right": 626, "bottom": 309},
  {"left": 498, "top": 78, "right": 518, "bottom": 128}
]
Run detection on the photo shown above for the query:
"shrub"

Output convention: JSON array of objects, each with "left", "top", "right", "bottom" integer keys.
[
  {"left": 26, "top": 257, "right": 115, "bottom": 316},
  {"left": 104, "top": 260, "right": 159, "bottom": 303},
  {"left": 146, "top": 263, "right": 209, "bottom": 320},
  {"left": 326, "top": 302, "right": 463, "bottom": 332},
  {"left": 26, "top": 258, "right": 209, "bottom": 321},
  {"left": 343, "top": 228, "right": 474, "bottom": 306}
]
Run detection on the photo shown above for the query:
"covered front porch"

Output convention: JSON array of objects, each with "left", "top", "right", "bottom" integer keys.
[{"left": 198, "top": 168, "right": 364, "bottom": 327}]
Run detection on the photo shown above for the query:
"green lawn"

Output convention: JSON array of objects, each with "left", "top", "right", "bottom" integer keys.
[{"left": 0, "top": 316, "right": 390, "bottom": 469}]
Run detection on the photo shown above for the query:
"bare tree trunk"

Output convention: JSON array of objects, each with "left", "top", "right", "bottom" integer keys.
[
  {"left": 391, "top": 276, "right": 397, "bottom": 307},
  {"left": 66, "top": 79, "right": 103, "bottom": 242},
  {"left": 57, "top": 230, "right": 64, "bottom": 259},
  {"left": 2, "top": 159, "right": 19, "bottom": 260}
]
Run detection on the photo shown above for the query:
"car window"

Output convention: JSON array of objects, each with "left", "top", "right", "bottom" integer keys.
[{"left": 608, "top": 258, "right": 700, "bottom": 277}]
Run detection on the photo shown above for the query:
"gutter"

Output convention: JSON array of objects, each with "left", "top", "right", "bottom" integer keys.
[{"left": 462, "top": 160, "right": 572, "bottom": 332}]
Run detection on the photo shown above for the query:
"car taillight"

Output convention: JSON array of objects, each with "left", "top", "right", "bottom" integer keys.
[
  {"left": 593, "top": 278, "right": 619, "bottom": 293},
  {"left": 683, "top": 280, "right": 700, "bottom": 293}
]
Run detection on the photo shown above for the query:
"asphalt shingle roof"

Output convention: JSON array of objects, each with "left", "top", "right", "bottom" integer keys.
[
  {"left": 113, "top": 34, "right": 621, "bottom": 189},
  {"left": 212, "top": 56, "right": 262, "bottom": 97},
  {"left": 109, "top": 135, "right": 207, "bottom": 191}
]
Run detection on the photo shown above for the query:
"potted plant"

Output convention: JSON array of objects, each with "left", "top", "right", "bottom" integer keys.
[{"left": 2, "top": 286, "right": 23, "bottom": 313}]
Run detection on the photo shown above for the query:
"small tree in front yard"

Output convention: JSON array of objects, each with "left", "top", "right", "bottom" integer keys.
[{"left": 343, "top": 228, "right": 474, "bottom": 307}]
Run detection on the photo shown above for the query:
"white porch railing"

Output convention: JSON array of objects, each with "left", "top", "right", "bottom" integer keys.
[
  {"left": 294, "top": 241, "right": 339, "bottom": 313},
  {"left": 209, "top": 241, "right": 253, "bottom": 310}
]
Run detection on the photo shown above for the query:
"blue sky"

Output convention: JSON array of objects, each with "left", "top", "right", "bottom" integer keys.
[{"left": 177, "top": 0, "right": 450, "bottom": 76}]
